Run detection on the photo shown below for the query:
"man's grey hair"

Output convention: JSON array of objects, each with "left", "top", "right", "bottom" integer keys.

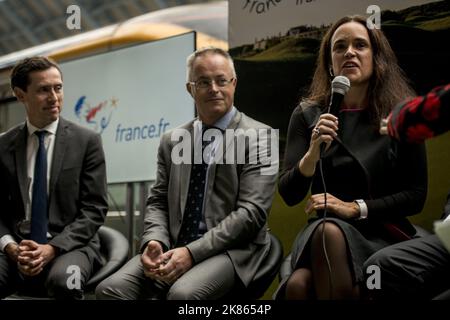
[{"left": 186, "top": 47, "right": 237, "bottom": 82}]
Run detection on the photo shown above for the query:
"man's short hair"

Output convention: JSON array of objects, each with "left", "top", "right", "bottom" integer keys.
[
  {"left": 186, "top": 47, "right": 236, "bottom": 82},
  {"left": 10, "top": 56, "right": 62, "bottom": 91}
]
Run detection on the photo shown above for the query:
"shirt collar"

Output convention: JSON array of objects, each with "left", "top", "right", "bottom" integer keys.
[
  {"left": 27, "top": 118, "right": 59, "bottom": 137},
  {"left": 202, "top": 106, "right": 236, "bottom": 132}
]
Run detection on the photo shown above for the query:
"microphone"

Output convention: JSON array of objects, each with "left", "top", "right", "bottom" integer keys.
[
  {"left": 320, "top": 76, "right": 350, "bottom": 156},
  {"left": 327, "top": 76, "right": 351, "bottom": 116}
]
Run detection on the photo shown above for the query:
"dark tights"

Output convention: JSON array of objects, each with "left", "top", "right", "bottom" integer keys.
[{"left": 285, "top": 222, "right": 360, "bottom": 300}]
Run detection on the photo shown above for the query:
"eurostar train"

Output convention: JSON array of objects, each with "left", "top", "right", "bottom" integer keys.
[{"left": 0, "top": 1, "right": 228, "bottom": 132}]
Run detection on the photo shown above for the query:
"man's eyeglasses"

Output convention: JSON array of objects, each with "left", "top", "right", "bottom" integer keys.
[{"left": 190, "top": 78, "right": 235, "bottom": 89}]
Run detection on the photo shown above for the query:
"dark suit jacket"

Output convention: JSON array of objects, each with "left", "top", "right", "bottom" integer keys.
[
  {"left": 141, "top": 110, "right": 278, "bottom": 286},
  {"left": 0, "top": 117, "right": 108, "bottom": 259}
]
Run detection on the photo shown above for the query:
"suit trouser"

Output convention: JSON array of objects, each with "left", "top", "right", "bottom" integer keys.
[
  {"left": 96, "top": 253, "right": 236, "bottom": 300},
  {"left": 0, "top": 248, "right": 95, "bottom": 299},
  {"left": 364, "top": 234, "right": 450, "bottom": 299}
]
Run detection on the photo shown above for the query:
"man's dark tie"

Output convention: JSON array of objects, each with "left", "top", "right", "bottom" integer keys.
[
  {"left": 30, "top": 131, "right": 48, "bottom": 244},
  {"left": 176, "top": 126, "right": 219, "bottom": 246}
]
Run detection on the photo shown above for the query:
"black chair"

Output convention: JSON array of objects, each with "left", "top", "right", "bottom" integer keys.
[
  {"left": 85, "top": 226, "right": 129, "bottom": 293},
  {"left": 226, "top": 232, "right": 284, "bottom": 300},
  {"left": 4, "top": 225, "right": 129, "bottom": 300}
]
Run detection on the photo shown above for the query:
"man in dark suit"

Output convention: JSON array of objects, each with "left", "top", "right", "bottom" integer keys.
[
  {"left": 96, "top": 47, "right": 278, "bottom": 299},
  {"left": 0, "top": 56, "right": 108, "bottom": 299}
]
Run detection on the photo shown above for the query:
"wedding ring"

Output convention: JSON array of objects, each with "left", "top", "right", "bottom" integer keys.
[{"left": 313, "top": 127, "right": 320, "bottom": 135}]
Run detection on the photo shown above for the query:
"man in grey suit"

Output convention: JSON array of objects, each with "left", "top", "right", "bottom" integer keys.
[
  {"left": 0, "top": 57, "right": 108, "bottom": 299},
  {"left": 96, "top": 47, "right": 278, "bottom": 299}
]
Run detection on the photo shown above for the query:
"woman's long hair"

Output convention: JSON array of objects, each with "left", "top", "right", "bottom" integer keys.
[{"left": 305, "top": 15, "right": 415, "bottom": 123}]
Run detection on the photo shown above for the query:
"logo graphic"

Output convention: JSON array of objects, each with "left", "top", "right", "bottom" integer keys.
[
  {"left": 170, "top": 128, "right": 279, "bottom": 175},
  {"left": 66, "top": 265, "right": 81, "bottom": 290},
  {"left": 74, "top": 96, "right": 118, "bottom": 134},
  {"left": 366, "top": 5, "right": 381, "bottom": 30},
  {"left": 366, "top": 264, "right": 381, "bottom": 290},
  {"left": 66, "top": 5, "right": 81, "bottom": 30}
]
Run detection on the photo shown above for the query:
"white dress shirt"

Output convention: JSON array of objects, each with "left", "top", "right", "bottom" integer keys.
[{"left": 0, "top": 118, "right": 58, "bottom": 252}]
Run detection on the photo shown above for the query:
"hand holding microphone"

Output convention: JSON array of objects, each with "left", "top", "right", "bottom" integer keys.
[
  {"left": 299, "top": 76, "right": 350, "bottom": 177},
  {"left": 310, "top": 113, "right": 339, "bottom": 155},
  {"left": 314, "top": 76, "right": 351, "bottom": 156}
]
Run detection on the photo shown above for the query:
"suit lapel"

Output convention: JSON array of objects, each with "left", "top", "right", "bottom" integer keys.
[
  {"left": 49, "top": 118, "right": 68, "bottom": 198},
  {"left": 14, "top": 124, "right": 29, "bottom": 210}
]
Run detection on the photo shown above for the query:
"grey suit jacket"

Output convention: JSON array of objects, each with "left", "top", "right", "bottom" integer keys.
[
  {"left": 0, "top": 117, "right": 108, "bottom": 258},
  {"left": 141, "top": 110, "right": 278, "bottom": 286}
]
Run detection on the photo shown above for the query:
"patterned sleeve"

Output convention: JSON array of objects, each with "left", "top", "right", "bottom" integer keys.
[{"left": 388, "top": 83, "right": 450, "bottom": 143}]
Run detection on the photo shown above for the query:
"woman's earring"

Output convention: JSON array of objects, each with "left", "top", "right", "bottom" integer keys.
[{"left": 329, "top": 67, "right": 334, "bottom": 77}]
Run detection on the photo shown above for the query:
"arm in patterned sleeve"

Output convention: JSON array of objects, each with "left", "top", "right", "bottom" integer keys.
[{"left": 388, "top": 84, "right": 450, "bottom": 143}]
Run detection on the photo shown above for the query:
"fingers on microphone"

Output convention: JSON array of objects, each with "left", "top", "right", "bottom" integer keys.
[
  {"left": 321, "top": 119, "right": 339, "bottom": 131},
  {"left": 316, "top": 119, "right": 338, "bottom": 132},
  {"left": 320, "top": 113, "right": 338, "bottom": 122}
]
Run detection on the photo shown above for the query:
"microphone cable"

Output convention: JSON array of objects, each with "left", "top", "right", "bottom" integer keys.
[
  {"left": 315, "top": 76, "right": 349, "bottom": 299},
  {"left": 319, "top": 143, "right": 333, "bottom": 299}
]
